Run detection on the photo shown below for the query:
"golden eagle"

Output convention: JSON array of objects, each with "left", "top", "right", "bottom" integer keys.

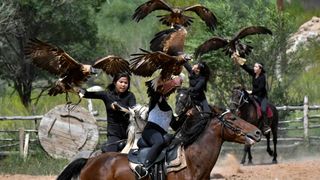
[
  {"left": 132, "top": 0, "right": 218, "bottom": 30},
  {"left": 24, "top": 38, "right": 130, "bottom": 96},
  {"left": 194, "top": 26, "right": 272, "bottom": 59},
  {"left": 130, "top": 25, "right": 189, "bottom": 81}
]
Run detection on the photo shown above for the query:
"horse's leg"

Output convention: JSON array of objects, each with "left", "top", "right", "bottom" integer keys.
[
  {"left": 272, "top": 121, "right": 278, "bottom": 164},
  {"left": 247, "top": 145, "right": 253, "bottom": 164},
  {"left": 240, "top": 145, "right": 248, "bottom": 164},
  {"left": 265, "top": 132, "right": 273, "bottom": 156}
]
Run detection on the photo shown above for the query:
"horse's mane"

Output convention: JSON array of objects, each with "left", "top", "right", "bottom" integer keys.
[{"left": 179, "top": 110, "right": 212, "bottom": 148}]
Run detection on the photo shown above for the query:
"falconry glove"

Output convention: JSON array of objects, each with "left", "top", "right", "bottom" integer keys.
[{"left": 232, "top": 52, "right": 246, "bottom": 66}]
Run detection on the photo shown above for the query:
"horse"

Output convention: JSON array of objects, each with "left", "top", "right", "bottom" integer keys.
[
  {"left": 56, "top": 104, "right": 148, "bottom": 180},
  {"left": 69, "top": 95, "right": 261, "bottom": 179},
  {"left": 121, "top": 104, "right": 148, "bottom": 153},
  {"left": 230, "top": 85, "right": 279, "bottom": 164}
]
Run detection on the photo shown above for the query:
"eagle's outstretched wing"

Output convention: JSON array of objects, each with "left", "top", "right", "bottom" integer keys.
[
  {"left": 24, "top": 38, "right": 81, "bottom": 77},
  {"left": 130, "top": 49, "right": 177, "bottom": 78},
  {"left": 184, "top": 4, "right": 218, "bottom": 31},
  {"left": 228, "top": 26, "right": 272, "bottom": 57},
  {"left": 194, "top": 37, "right": 228, "bottom": 59},
  {"left": 92, "top": 55, "right": 130, "bottom": 76},
  {"left": 233, "top": 26, "right": 272, "bottom": 40},
  {"left": 132, "top": 0, "right": 172, "bottom": 22}
]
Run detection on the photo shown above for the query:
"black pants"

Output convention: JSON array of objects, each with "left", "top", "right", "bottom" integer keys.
[
  {"left": 101, "top": 123, "right": 128, "bottom": 152},
  {"left": 141, "top": 122, "right": 166, "bottom": 167}
]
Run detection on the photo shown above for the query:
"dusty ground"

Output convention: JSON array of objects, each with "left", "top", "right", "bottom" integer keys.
[
  {"left": 211, "top": 154, "right": 320, "bottom": 180},
  {"left": 1, "top": 154, "right": 320, "bottom": 180}
]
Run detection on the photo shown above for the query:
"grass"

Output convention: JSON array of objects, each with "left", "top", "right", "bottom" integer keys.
[{"left": 0, "top": 147, "right": 68, "bottom": 175}]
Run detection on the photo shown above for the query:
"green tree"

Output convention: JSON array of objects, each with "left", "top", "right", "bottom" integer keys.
[{"left": 0, "top": 0, "right": 102, "bottom": 110}]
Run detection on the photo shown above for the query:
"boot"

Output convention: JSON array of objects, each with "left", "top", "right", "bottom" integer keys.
[{"left": 262, "top": 113, "right": 271, "bottom": 135}]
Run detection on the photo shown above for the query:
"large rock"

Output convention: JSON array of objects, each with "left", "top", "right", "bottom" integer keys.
[{"left": 287, "top": 16, "right": 320, "bottom": 54}]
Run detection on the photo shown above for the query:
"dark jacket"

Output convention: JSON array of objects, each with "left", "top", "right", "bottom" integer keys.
[
  {"left": 183, "top": 62, "right": 206, "bottom": 102},
  {"left": 241, "top": 64, "right": 267, "bottom": 98},
  {"left": 83, "top": 89, "right": 136, "bottom": 124}
]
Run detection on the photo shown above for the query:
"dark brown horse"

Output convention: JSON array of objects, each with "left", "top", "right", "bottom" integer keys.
[
  {"left": 57, "top": 106, "right": 261, "bottom": 180},
  {"left": 230, "top": 86, "right": 279, "bottom": 164}
]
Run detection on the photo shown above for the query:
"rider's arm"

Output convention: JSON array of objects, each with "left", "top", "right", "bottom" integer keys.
[
  {"left": 183, "top": 61, "right": 192, "bottom": 74},
  {"left": 240, "top": 64, "right": 255, "bottom": 77}
]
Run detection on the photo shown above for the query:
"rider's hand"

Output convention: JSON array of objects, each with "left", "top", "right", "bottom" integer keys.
[
  {"left": 111, "top": 102, "right": 119, "bottom": 110},
  {"left": 232, "top": 52, "right": 246, "bottom": 66},
  {"left": 246, "top": 90, "right": 252, "bottom": 94},
  {"left": 74, "top": 87, "right": 85, "bottom": 98}
]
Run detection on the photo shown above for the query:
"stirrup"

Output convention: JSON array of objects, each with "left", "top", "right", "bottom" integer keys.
[{"left": 134, "top": 165, "right": 148, "bottom": 179}]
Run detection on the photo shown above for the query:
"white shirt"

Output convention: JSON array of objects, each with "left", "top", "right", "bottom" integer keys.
[{"left": 148, "top": 104, "right": 172, "bottom": 132}]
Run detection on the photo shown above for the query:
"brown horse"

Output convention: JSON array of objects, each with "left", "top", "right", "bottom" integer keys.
[
  {"left": 230, "top": 86, "right": 279, "bottom": 164},
  {"left": 58, "top": 106, "right": 261, "bottom": 180}
]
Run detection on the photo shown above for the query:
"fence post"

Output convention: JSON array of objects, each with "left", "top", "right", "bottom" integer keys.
[
  {"left": 19, "top": 128, "right": 25, "bottom": 157},
  {"left": 23, "top": 133, "right": 30, "bottom": 160},
  {"left": 303, "top": 96, "right": 309, "bottom": 143}
]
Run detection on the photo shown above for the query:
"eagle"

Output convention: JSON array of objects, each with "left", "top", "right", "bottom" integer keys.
[
  {"left": 24, "top": 38, "right": 130, "bottom": 97},
  {"left": 132, "top": 0, "right": 218, "bottom": 30},
  {"left": 194, "top": 26, "right": 272, "bottom": 59},
  {"left": 130, "top": 25, "right": 188, "bottom": 80}
]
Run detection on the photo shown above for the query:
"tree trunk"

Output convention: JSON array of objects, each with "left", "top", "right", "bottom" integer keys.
[{"left": 277, "top": 0, "right": 284, "bottom": 11}]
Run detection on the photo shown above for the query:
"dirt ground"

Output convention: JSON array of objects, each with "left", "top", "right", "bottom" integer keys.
[{"left": 1, "top": 154, "right": 320, "bottom": 180}]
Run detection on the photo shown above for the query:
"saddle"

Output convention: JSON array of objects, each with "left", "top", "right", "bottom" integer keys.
[
  {"left": 251, "top": 98, "right": 273, "bottom": 119},
  {"left": 128, "top": 136, "right": 187, "bottom": 179}
]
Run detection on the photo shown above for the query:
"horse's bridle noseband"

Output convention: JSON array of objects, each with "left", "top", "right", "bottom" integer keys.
[{"left": 218, "top": 109, "right": 246, "bottom": 137}]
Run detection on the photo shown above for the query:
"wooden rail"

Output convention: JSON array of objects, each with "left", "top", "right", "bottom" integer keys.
[{"left": 1, "top": 96, "right": 320, "bottom": 156}]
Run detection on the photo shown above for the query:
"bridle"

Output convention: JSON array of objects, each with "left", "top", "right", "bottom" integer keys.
[
  {"left": 230, "top": 89, "right": 249, "bottom": 111},
  {"left": 217, "top": 109, "right": 246, "bottom": 139},
  {"left": 175, "top": 89, "right": 193, "bottom": 116}
]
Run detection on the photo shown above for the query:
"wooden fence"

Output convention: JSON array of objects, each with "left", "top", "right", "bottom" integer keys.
[{"left": 1, "top": 96, "right": 320, "bottom": 157}]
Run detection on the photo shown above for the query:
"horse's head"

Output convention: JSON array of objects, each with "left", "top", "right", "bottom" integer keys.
[
  {"left": 216, "top": 109, "right": 261, "bottom": 145},
  {"left": 130, "top": 104, "right": 148, "bottom": 132},
  {"left": 230, "top": 85, "right": 250, "bottom": 112},
  {"left": 175, "top": 87, "right": 193, "bottom": 116}
]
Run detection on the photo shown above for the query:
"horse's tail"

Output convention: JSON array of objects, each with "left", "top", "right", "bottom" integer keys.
[{"left": 56, "top": 158, "right": 88, "bottom": 180}]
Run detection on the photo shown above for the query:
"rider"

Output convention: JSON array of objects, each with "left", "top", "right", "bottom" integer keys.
[
  {"left": 183, "top": 60, "right": 211, "bottom": 113},
  {"left": 137, "top": 76, "right": 182, "bottom": 173},
  {"left": 79, "top": 72, "right": 136, "bottom": 152},
  {"left": 232, "top": 54, "right": 271, "bottom": 134}
]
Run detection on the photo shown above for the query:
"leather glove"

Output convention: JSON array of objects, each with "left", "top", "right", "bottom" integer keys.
[{"left": 231, "top": 52, "right": 246, "bottom": 66}]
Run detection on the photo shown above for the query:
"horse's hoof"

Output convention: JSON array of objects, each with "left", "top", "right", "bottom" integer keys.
[
  {"left": 267, "top": 150, "right": 273, "bottom": 156},
  {"left": 240, "top": 160, "right": 245, "bottom": 164},
  {"left": 248, "top": 160, "right": 253, "bottom": 165},
  {"left": 272, "top": 159, "right": 278, "bottom": 164}
]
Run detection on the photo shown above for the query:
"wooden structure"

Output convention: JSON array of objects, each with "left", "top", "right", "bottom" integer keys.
[
  {"left": 0, "top": 96, "right": 320, "bottom": 158},
  {"left": 38, "top": 104, "right": 99, "bottom": 159}
]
